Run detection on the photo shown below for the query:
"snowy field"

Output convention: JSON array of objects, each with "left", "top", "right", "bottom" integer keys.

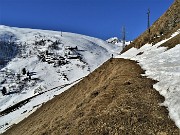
[
  {"left": 117, "top": 29, "right": 180, "bottom": 128},
  {"left": 0, "top": 25, "right": 123, "bottom": 133}
]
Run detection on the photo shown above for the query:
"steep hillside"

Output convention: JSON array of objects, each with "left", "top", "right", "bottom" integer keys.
[
  {"left": 118, "top": 0, "right": 180, "bottom": 128},
  {"left": 2, "top": 58, "right": 178, "bottom": 135},
  {"left": 122, "top": 0, "right": 180, "bottom": 53},
  {"left": 118, "top": 29, "right": 180, "bottom": 129},
  {"left": 0, "top": 25, "right": 120, "bottom": 133},
  {"left": 1, "top": 0, "right": 179, "bottom": 134}
]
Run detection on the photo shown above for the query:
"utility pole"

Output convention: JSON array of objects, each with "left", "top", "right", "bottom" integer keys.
[
  {"left": 122, "top": 26, "right": 126, "bottom": 48},
  {"left": 147, "top": 8, "right": 150, "bottom": 34}
]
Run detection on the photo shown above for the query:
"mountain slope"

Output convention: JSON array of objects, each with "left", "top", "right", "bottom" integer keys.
[
  {"left": 118, "top": 0, "right": 180, "bottom": 127},
  {"left": 118, "top": 29, "right": 180, "bottom": 128},
  {"left": 117, "top": 0, "right": 180, "bottom": 128},
  {"left": 0, "top": 25, "right": 121, "bottom": 133},
  {"left": 122, "top": 0, "right": 180, "bottom": 53},
  {"left": 1, "top": 0, "right": 179, "bottom": 134},
  {"left": 2, "top": 58, "right": 178, "bottom": 135}
]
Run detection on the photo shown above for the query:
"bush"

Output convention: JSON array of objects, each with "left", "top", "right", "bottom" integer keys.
[
  {"left": 22, "top": 68, "right": 26, "bottom": 75},
  {"left": 2, "top": 87, "right": 7, "bottom": 95}
]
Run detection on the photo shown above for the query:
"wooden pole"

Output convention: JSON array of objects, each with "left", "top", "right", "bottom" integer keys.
[
  {"left": 122, "top": 26, "right": 126, "bottom": 48},
  {"left": 147, "top": 8, "right": 150, "bottom": 34}
]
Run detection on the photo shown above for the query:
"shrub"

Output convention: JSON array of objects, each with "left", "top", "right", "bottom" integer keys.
[
  {"left": 22, "top": 68, "right": 26, "bottom": 75},
  {"left": 2, "top": 87, "right": 7, "bottom": 95}
]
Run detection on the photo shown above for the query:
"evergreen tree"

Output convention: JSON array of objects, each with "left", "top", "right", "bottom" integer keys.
[
  {"left": 22, "top": 68, "right": 26, "bottom": 75},
  {"left": 2, "top": 87, "right": 7, "bottom": 95}
]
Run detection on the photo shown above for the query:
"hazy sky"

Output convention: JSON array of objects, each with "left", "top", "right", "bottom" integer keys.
[{"left": 0, "top": 0, "right": 174, "bottom": 40}]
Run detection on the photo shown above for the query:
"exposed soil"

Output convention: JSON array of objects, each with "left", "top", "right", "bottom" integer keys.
[{"left": 2, "top": 58, "right": 179, "bottom": 135}]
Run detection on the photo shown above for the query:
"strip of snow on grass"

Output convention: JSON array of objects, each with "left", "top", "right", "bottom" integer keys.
[{"left": 117, "top": 29, "right": 180, "bottom": 128}]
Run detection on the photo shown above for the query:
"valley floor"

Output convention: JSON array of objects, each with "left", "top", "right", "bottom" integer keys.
[{"left": 2, "top": 58, "right": 179, "bottom": 135}]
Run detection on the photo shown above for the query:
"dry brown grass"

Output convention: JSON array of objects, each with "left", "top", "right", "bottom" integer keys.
[
  {"left": 160, "top": 34, "right": 180, "bottom": 49},
  {"left": 122, "top": 0, "right": 180, "bottom": 53},
  {"left": 2, "top": 59, "right": 179, "bottom": 135}
]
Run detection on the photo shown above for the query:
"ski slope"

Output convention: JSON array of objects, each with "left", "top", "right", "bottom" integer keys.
[
  {"left": 117, "top": 29, "right": 180, "bottom": 128},
  {"left": 0, "top": 25, "right": 122, "bottom": 133}
]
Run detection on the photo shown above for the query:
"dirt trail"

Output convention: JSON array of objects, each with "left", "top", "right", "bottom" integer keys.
[{"left": 2, "top": 59, "right": 179, "bottom": 135}]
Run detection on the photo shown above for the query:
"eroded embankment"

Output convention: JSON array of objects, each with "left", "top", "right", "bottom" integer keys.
[{"left": 2, "top": 58, "right": 179, "bottom": 135}]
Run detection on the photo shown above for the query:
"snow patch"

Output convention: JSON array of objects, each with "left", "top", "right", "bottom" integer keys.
[{"left": 117, "top": 29, "right": 180, "bottom": 128}]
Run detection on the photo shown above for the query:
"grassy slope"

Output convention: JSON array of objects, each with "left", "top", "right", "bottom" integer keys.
[
  {"left": 2, "top": 1, "right": 180, "bottom": 135},
  {"left": 3, "top": 59, "right": 178, "bottom": 135},
  {"left": 122, "top": 0, "right": 180, "bottom": 53}
]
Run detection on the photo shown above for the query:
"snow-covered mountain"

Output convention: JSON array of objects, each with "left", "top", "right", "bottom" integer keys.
[
  {"left": 106, "top": 37, "right": 120, "bottom": 44},
  {"left": 106, "top": 37, "right": 131, "bottom": 51},
  {"left": 0, "top": 25, "right": 120, "bottom": 133}
]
